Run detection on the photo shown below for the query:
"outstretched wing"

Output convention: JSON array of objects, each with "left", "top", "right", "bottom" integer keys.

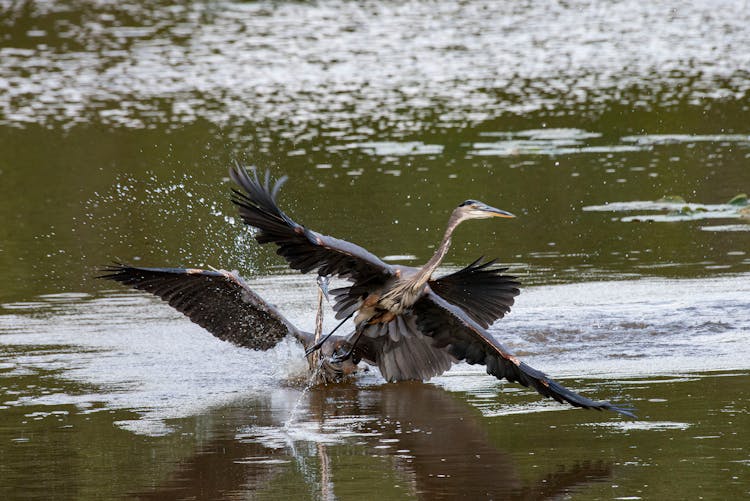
[
  {"left": 229, "top": 165, "right": 393, "bottom": 288},
  {"left": 429, "top": 257, "right": 521, "bottom": 328},
  {"left": 98, "top": 264, "right": 310, "bottom": 350},
  {"left": 412, "top": 290, "right": 635, "bottom": 417}
]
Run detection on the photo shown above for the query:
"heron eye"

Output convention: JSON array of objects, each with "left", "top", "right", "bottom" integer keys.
[{"left": 459, "top": 199, "right": 477, "bottom": 207}]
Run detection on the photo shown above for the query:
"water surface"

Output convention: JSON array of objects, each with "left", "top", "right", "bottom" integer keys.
[{"left": 1, "top": 1, "right": 749, "bottom": 499}]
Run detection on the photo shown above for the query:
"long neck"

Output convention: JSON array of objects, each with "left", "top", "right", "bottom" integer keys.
[{"left": 411, "top": 210, "right": 463, "bottom": 288}]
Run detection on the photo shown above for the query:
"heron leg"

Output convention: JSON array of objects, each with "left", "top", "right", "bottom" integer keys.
[{"left": 304, "top": 312, "right": 353, "bottom": 356}]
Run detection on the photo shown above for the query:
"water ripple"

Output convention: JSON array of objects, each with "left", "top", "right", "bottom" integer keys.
[{"left": 2, "top": 1, "right": 749, "bottom": 133}]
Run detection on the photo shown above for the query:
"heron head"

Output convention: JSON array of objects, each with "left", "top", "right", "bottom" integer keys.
[{"left": 456, "top": 199, "right": 515, "bottom": 220}]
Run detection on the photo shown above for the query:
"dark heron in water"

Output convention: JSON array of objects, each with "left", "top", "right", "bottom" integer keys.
[
  {"left": 221, "top": 165, "right": 633, "bottom": 417},
  {"left": 229, "top": 166, "right": 518, "bottom": 366},
  {"left": 100, "top": 264, "right": 634, "bottom": 417}
]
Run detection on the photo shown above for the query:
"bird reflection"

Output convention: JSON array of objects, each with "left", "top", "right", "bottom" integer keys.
[{"left": 131, "top": 384, "right": 612, "bottom": 500}]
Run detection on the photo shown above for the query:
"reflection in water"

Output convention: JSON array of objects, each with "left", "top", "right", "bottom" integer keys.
[
  {"left": 134, "top": 384, "right": 612, "bottom": 499},
  {"left": 134, "top": 416, "right": 288, "bottom": 500}
]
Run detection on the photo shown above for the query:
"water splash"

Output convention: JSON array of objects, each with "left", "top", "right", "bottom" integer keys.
[{"left": 82, "top": 171, "right": 261, "bottom": 273}]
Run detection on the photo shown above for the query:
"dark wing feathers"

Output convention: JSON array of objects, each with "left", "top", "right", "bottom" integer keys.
[
  {"left": 355, "top": 334, "right": 455, "bottom": 382},
  {"left": 429, "top": 257, "right": 521, "bottom": 328},
  {"left": 229, "top": 164, "right": 393, "bottom": 282},
  {"left": 230, "top": 165, "right": 524, "bottom": 326},
  {"left": 353, "top": 314, "right": 456, "bottom": 382},
  {"left": 227, "top": 165, "right": 633, "bottom": 416},
  {"left": 98, "top": 264, "right": 306, "bottom": 350},
  {"left": 413, "top": 290, "right": 635, "bottom": 417}
]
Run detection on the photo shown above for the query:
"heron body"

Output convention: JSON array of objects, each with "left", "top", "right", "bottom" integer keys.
[
  {"left": 230, "top": 166, "right": 519, "bottom": 364},
  {"left": 355, "top": 204, "right": 511, "bottom": 329},
  {"left": 226, "top": 165, "right": 517, "bottom": 366}
]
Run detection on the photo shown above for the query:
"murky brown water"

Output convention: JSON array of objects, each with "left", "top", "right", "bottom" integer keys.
[{"left": 2, "top": 1, "right": 750, "bottom": 499}]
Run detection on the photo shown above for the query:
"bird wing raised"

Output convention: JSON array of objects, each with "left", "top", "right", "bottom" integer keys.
[
  {"left": 98, "top": 264, "right": 309, "bottom": 350},
  {"left": 230, "top": 165, "right": 394, "bottom": 286},
  {"left": 429, "top": 257, "right": 521, "bottom": 328},
  {"left": 412, "top": 290, "right": 635, "bottom": 417}
]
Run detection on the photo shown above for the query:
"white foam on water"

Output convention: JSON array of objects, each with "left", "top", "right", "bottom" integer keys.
[{"left": 583, "top": 421, "right": 691, "bottom": 432}]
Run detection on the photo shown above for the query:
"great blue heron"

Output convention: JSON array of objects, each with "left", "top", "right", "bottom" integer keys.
[
  {"left": 227, "top": 165, "right": 633, "bottom": 416},
  {"left": 229, "top": 167, "right": 518, "bottom": 361},
  {"left": 100, "top": 263, "right": 634, "bottom": 417}
]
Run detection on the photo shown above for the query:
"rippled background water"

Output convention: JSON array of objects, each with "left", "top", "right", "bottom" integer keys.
[{"left": 1, "top": 1, "right": 749, "bottom": 499}]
